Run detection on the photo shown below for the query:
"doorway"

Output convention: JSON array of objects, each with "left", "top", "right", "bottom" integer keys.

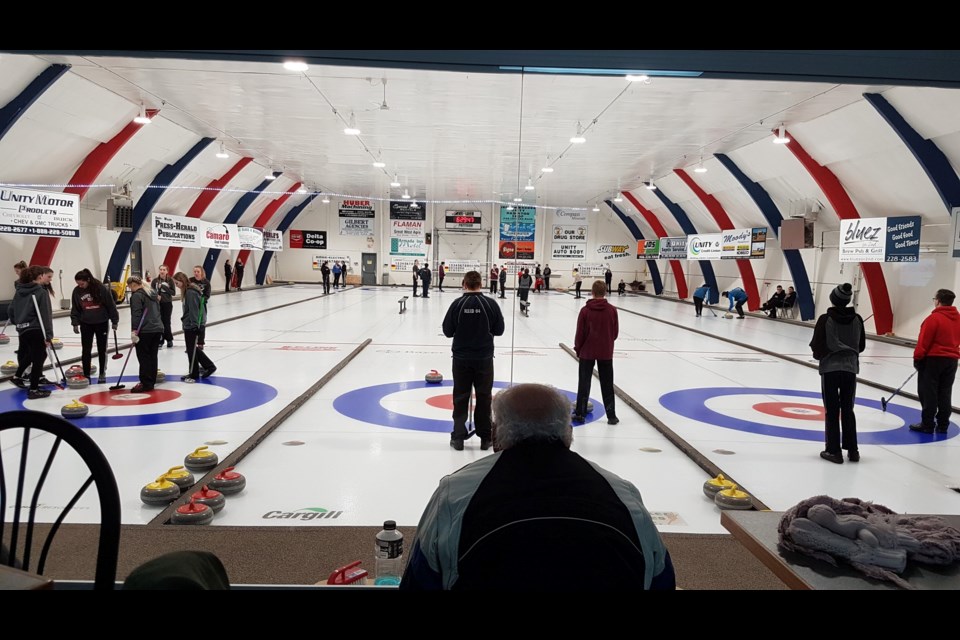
[{"left": 361, "top": 253, "right": 377, "bottom": 285}]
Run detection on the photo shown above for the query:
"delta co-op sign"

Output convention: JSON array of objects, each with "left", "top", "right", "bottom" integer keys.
[{"left": 840, "top": 216, "right": 921, "bottom": 263}]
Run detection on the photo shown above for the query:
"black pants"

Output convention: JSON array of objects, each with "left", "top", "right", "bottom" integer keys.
[
  {"left": 135, "top": 332, "right": 162, "bottom": 390},
  {"left": 519, "top": 288, "right": 529, "bottom": 303},
  {"left": 605, "top": 277, "right": 612, "bottom": 292},
  {"left": 761, "top": 299, "right": 782, "bottom": 318},
  {"left": 490, "top": 280, "right": 497, "bottom": 295},
  {"left": 437, "top": 277, "right": 444, "bottom": 292},
  {"left": 544, "top": 276, "right": 551, "bottom": 290},
  {"left": 16, "top": 330, "right": 47, "bottom": 390},
  {"left": 918, "top": 356, "right": 958, "bottom": 428},
  {"left": 236, "top": 274, "right": 243, "bottom": 290},
  {"left": 421, "top": 282, "right": 430, "bottom": 297},
  {"left": 412, "top": 279, "right": 418, "bottom": 296},
  {"left": 499, "top": 281, "right": 505, "bottom": 297},
  {"left": 183, "top": 328, "right": 216, "bottom": 379},
  {"left": 576, "top": 358, "right": 615, "bottom": 419},
  {"left": 575, "top": 282, "right": 582, "bottom": 298},
  {"left": 821, "top": 370, "right": 857, "bottom": 454},
  {"left": 225, "top": 273, "right": 231, "bottom": 292},
  {"left": 693, "top": 296, "right": 704, "bottom": 315},
  {"left": 80, "top": 321, "right": 109, "bottom": 378},
  {"left": 322, "top": 276, "right": 330, "bottom": 295},
  {"left": 734, "top": 299, "right": 746, "bottom": 317},
  {"left": 451, "top": 357, "right": 494, "bottom": 442},
  {"left": 159, "top": 300, "right": 174, "bottom": 344},
  {"left": 333, "top": 273, "right": 340, "bottom": 288}
]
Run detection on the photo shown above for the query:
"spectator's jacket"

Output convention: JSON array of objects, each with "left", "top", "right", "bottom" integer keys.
[
  {"left": 498, "top": 269, "right": 507, "bottom": 284},
  {"left": 71, "top": 283, "right": 120, "bottom": 327},
  {"left": 914, "top": 305, "right": 960, "bottom": 360},
  {"left": 783, "top": 291, "right": 797, "bottom": 308},
  {"left": 810, "top": 306, "right": 866, "bottom": 374},
  {"left": 441, "top": 291, "right": 505, "bottom": 360},
  {"left": 180, "top": 284, "right": 208, "bottom": 331},
  {"left": 152, "top": 275, "right": 175, "bottom": 304},
  {"left": 419, "top": 267, "right": 432, "bottom": 284},
  {"left": 399, "top": 441, "right": 675, "bottom": 591},
  {"left": 575, "top": 298, "right": 619, "bottom": 360}
]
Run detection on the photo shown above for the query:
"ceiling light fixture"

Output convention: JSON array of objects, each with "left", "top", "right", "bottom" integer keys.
[
  {"left": 133, "top": 103, "right": 151, "bottom": 125},
  {"left": 506, "top": 204, "right": 514, "bottom": 211},
  {"left": 343, "top": 111, "right": 361, "bottom": 136},
  {"left": 773, "top": 124, "right": 790, "bottom": 144},
  {"left": 525, "top": 178, "right": 535, "bottom": 191},
  {"left": 626, "top": 74, "right": 650, "bottom": 83},
  {"left": 541, "top": 166, "right": 554, "bottom": 173},
  {"left": 570, "top": 121, "right": 586, "bottom": 144},
  {"left": 613, "top": 180, "right": 623, "bottom": 202},
  {"left": 265, "top": 170, "right": 276, "bottom": 181},
  {"left": 390, "top": 174, "right": 401, "bottom": 188},
  {"left": 592, "top": 204, "right": 600, "bottom": 212},
  {"left": 215, "top": 141, "right": 229, "bottom": 159},
  {"left": 694, "top": 155, "right": 707, "bottom": 173},
  {"left": 402, "top": 189, "right": 411, "bottom": 199},
  {"left": 321, "top": 194, "right": 330, "bottom": 203},
  {"left": 410, "top": 201, "right": 419, "bottom": 209},
  {"left": 296, "top": 186, "right": 307, "bottom": 194},
  {"left": 283, "top": 60, "right": 309, "bottom": 72},
  {"left": 645, "top": 181, "right": 657, "bottom": 191},
  {"left": 513, "top": 197, "right": 523, "bottom": 202},
  {"left": 373, "top": 160, "right": 386, "bottom": 168}
]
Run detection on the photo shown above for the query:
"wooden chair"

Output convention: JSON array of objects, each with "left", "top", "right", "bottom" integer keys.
[{"left": 0, "top": 410, "right": 121, "bottom": 590}]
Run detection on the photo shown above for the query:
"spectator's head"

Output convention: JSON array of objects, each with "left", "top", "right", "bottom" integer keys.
[
  {"left": 424, "top": 262, "right": 428, "bottom": 268},
  {"left": 523, "top": 268, "right": 529, "bottom": 275},
  {"left": 462, "top": 270, "right": 482, "bottom": 291},
  {"left": 159, "top": 265, "right": 169, "bottom": 276},
  {"left": 173, "top": 272, "right": 191, "bottom": 290},
  {"left": 193, "top": 266, "right": 206, "bottom": 281},
  {"left": 935, "top": 289, "right": 956, "bottom": 306},
  {"left": 13, "top": 260, "right": 27, "bottom": 277},
  {"left": 829, "top": 283, "right": 853, "bottom": 307},
  {"left": 492, "top": 384, "right": 573, "bottom": 450},
  {"left": 74, "top": 268, "right": 99, "bottom": 290},
  {"left": 776, "top": 285, "right": 783, "bottom": 292},
  {"left": 592, "top": 280, "right": 607, "bottom": 298},
  {"left": 126, "top": 275, "right": 143, "bottom": 291},
  {"left": 788, "top": 286, "right": 795, "bottom": 293}
]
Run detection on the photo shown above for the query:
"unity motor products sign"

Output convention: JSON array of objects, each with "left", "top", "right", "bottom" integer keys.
[{"left": 0, "top": 187, "right": 80, "bottom": 238}]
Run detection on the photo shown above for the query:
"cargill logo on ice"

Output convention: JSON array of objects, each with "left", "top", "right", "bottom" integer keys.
[{"left": 262, "top": 507, "right": 343, "bottom": 521}]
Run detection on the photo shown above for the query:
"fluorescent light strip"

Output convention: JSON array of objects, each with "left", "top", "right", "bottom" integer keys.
[{"left": 501, "top": 66, "right": 702, "bottom": 78}]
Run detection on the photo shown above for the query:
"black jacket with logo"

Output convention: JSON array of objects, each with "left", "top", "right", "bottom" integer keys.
[{"left": 442, "top": 292, "right": 505, "bottom": 360}]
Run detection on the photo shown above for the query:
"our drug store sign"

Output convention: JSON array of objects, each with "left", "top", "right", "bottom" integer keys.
[
  {"left": 839, "top": 216, "right": 921, "bottom": 263},
  {"left": 0, "top": 187, "right": 80, "bottom": 237}
]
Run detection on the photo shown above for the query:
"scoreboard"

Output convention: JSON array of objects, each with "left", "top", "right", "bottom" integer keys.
[{"left": 445, "top": 211, "right": 482, "bottom": 230}]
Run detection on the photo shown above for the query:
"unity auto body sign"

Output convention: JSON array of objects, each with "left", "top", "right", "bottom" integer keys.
[{"left": 0, "top": 187, "right": 80, "bottom": 238}]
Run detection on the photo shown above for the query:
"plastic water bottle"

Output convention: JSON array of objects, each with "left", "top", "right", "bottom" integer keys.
[{"left": 374, "top": 520, "right": 404, "bottom": 586}]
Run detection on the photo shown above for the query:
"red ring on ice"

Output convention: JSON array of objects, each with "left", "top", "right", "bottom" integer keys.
[
  {"left": 80, "top": 389, "right": 182, "bottom": 406},
  {"left": 752, "top": 402, "right": 824, "bottom": 421}
]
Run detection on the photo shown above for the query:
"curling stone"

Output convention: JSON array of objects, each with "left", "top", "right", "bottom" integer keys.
[
  {"left": 161, "top": 465, "right": 196, "bottom": 495},
  {"left": 191, "top": 485, "right": 226, "bottom": 513},
  {"left": 50, "top": 338, "right": 63, "bottom": 350},
  {"left": 66, "top": 364, "right": 97, "bottom": 377},
  {"left": 60, "top": 399, "right": 89, "bottom": 419},
  {"left": 170, "top": 498, "right": 215, "bottom": 525},
  {"left": 724, "top": 313, "right": 734, "bottom": 319},
  {"left": 184, "top": 445, "right": 219, "bottom": 472},
  {"left": 0, "top": 333, "right": 9, "bottom": 345},
  {"left": 425, "top": 370, "right": 443, "bottom": 383},
  {"left": 1, "top": 361, "right": 18, "bottom": 375},
  {"left": 140, "top": 476, "right": 180, "bottom": 505},
  {"left": 67, "top": 375, "right": 90, "bottom": 390},
  {"left": 702, "top": 474, "right": 737, "bottom": 500},
  {"left": 570, "top": 399, "right": 595, "bottom": 414},
  {"left": 715, "top": 486, "right": 754, "bottom": 510},
  {"left": 156, "top": 370, "right": 166, "bottom": 384},
  {"left": 209, "top": 466, "right": 246, "bottom": 495}
]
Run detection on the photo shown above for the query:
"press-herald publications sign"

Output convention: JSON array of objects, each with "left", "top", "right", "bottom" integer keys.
[
  {"left": 289, "top": 229, "right": 327, "bottom": 249},
  {"left": 239, "top": 226, "right": 264, "bottom": 251},
  {"left": 263, "top": 230, "right": 283, "bottom": 252},
  {"left": 658, "top": 237, "right": 688, "bottom": 259},
  {"left": 0, "top": 187, "right": 80, "bottom": 238},
  {"left": 202, "top": 223, "right": 240, "bottom": 250},
  {"left": 839, "top": 216, "right": 921, "bottom": 263},
  {"left": 339, "top": 199, "right": 375, "bottom": 236},
  {"left": 152, "top": 212, "right": 201, "bottom": 247}
]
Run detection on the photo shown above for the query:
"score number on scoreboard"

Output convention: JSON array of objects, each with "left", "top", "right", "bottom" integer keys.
[{"left": 445, "top": 211, "right": 482, "bottom": 230}]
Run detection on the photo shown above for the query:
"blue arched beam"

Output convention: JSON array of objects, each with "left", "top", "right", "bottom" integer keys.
[
  {"left": 650, "top": 189, "right": 720, "bottom": 304},
  {"left": 715, "top": 153, "right": 815, "bottom": 321},
  {"left": 606, "top": 200, "right": 663, "bottom": 294},
  {"left": 202, "top": 172, "right": 282, "bottom": 278},
  {"left": 864, "top": 92, "right": 960, "bottom": 212},
  {"left": 256, "top": 193, "right": 317, "bottom": 285},
  {"left": 0, "top": 64, "right": 69, "bottom": 140},
  {"left": 106, "top": 138, "right": 214, "bottom": 282}
]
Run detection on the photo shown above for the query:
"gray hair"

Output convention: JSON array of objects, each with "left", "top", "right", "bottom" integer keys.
[{"left": 492, "top": 384, "right": 573, "bottom": 450}]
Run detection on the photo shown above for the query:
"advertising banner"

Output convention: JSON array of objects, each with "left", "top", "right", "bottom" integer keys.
[
  {"left": 340, "top": 216, "right": 374, "bottom": 236},
  {"left": 637, "top": 239, "right": 660, "bottom": 259},
  {"left": 658, "top": 237, "right": 688, "bottom": 259},
  {"left": 884, "top": 216, "right": 921, "bottom": 263},
  {"left": 551, "top": 243, "right": 586, "bottom": 259},
  {"left": 239, "top": 226, "right": 264, "bottom": 250},
  {"left": 500, "top": 240, "right": 535, "bottom": 260},
  {"left": 289, "top": 229, "right": 327, "bottom": 250},
  {"left": 687, "top": 233, "right": 723, "bottom": 260},
  {"left": 201, "top": 222, "right": 241, "bottom": 250},
  {"left": 838, "top": 217, "right": 920, "bottom": 263},
  {"left": 500, "top": 205, "right": 536, "bottom": 242},
  {"left": 389, "top": 201, "right": 426, "bottom": 220},
  {"left": 152, "top": 212, "right": 201, "bottom": 248},
  {"left": 0, "top": 187, "right": 80, "bottom": 238},
  {"left": 263, "top": 230, "right": 283, "bottom": 252}
]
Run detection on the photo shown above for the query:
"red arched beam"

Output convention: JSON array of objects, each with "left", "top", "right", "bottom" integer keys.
[
  {"left": 674, "top": 169, "right": 761, "bottom": 310},
  {"left": 161, "top": 157, "right": 253, "bottom": 273},
  {"left": 621, "top": 190, "right": 689, "bottom": 299},
  {"left": 29, "top": 109, "right": 160, "bottom": 267},
  {"left": 782, "top": 128, "right": 893, "bottom": 335},
  {"left": 236, "top": 182, "right": 301, "bottom": 266}
]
